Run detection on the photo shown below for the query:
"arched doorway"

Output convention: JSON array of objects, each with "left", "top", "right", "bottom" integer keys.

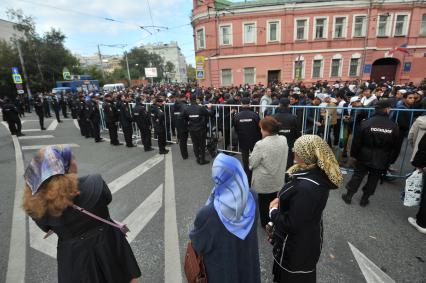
[{"left": 370, "top": 58, "right": 400, "bottom": 82}]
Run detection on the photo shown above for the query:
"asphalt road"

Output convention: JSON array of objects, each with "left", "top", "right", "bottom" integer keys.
[{"left": 0, "top": 113, "right": 425, "bottom": 283}]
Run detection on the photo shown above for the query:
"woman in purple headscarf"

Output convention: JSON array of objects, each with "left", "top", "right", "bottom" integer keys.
[
  {"left": 189, "top": 153, "right": 260, "bottom": 283},
  {"left": 22, "top": 145, "right": 141, "bottom": 283}
]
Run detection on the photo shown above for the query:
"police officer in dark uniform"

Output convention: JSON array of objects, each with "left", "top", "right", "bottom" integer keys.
[
  {"left": 77, "top": 95, "right": 90, "bottom": 137},
  {"left": 233, "top": 97, "right": 261, "bottom": 182},
  {"left": 70, "top": 96, "right": 79, "bottom": 119},
  {"left": 273, "top": 97, "right": 301, "bottom": 169},
  {"left": 150, "top": 97, "right": 168, "bottom": 154},
  {"left": 34, "top": 96, "right": 46, "bottom": 130},
  {"left": 182, "top": 95, "right": 212, "bottom": 165},
  {"left": 133, "top": 96, "right": 153, "bottom": 151},
  {"left": 51, "top": 95, "right": 62, "bottom": 123},
  {"left": 342, "top": 100, "right": 400, "bottom": 207},
  {"left": 60, "top": 94, "right": 68, "bottom": 118},
  {"left": 174, "top": 93, "right": 189, "bottom": 159},
  {"left": 103, "top": 93, "right": 121, "bottom": 146},
  {"left": 43, "top": 94, "right": 51, "bottom": 118},
  {"left": 88, "top": 95, "right": 104, "bottom": 143},
  {"left": 2, "top": 98, "right": 24, "bottom": 136},
  {"left": 119, "top": 94, "right": 135, "bottom": 147}
]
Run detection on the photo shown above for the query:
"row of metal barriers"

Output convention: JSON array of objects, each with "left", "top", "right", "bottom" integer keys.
[{"left": 98, "top": 102, "right": 425, "bottom": 178}]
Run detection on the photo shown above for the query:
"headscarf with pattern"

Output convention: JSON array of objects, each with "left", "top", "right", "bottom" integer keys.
[
  {"left": 24, "top": 145, "right": 72, "bottom": 195},
  {"left": 287, "top": 135, "right": 343, "bottom": 188}
]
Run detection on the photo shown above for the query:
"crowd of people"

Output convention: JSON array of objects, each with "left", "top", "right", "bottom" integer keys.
[{"left": 2, "top": 78, "right": 426, "bottom": 282}]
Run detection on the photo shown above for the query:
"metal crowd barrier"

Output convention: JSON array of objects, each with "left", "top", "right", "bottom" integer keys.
[{"left": 98, "top": 102, "right": 425, "bottom": 178}]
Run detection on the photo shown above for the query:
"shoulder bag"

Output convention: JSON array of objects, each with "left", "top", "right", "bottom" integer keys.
[{"left": 184, "top": 241, "right": 207, "bottom": 283}]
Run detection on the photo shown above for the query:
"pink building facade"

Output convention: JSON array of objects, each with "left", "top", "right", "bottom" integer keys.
[{"left": 192, "top": 0, "right": 426, "bottom": 87}]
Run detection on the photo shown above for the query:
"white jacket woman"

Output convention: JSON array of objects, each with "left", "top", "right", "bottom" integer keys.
[{"left": 408, "top": 115, "right": 426, "bottom": 161}]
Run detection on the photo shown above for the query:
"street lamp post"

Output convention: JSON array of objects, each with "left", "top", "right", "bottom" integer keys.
[{"left": 124, "top": 51, "right": 132, "bottom": 86}]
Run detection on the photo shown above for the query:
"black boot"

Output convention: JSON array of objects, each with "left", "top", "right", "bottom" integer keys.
[
  {"left": 360, "top": 194, "right": 370, "bottom": 207},
  {"left": 199, "top": 154, "right": 210, "bottom": 165},
  {"left": 342, "top": 191, "right": 354, "bottom": 204}
]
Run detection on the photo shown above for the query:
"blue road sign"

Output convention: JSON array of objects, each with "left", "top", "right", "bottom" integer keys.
[
  {"left": 363, "top": 64, "right": 372, "bottom": 74},
  {"left": 12, "top": 67, "right": 19, "bottom": 75},
  {"left": 13, "top": 74, "right": 23, "bottom": 84},
  {"left": 403, "top": 62, "right": 412, "bottom": 72}
]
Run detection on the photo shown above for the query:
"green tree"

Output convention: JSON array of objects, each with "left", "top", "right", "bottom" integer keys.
[
  {"left": 0, "top": 40, "right": 20, "bottom": 97},
  {"left": 187, "top": 64, "right": 196, "bottom": 82},
  {"left": 121, "top": 47, "right": 166, "bottom": 82}
]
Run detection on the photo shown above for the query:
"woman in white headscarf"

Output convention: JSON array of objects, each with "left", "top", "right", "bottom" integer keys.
[{"left": 189, "top": 153, "right": 260, "bottom": 283}]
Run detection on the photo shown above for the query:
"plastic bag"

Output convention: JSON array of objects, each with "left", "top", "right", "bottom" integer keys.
[{"left": 403, "top": 170, "right": 423, "bottom": 207}]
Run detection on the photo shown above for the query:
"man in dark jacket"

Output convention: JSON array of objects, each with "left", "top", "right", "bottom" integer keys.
[
  {"left": 182, "top": 95, "right": 212, "bottom": 165},
  {"left": 150, "top": 97, "right": 168, "bottom": 154},
  {"left": 51, "top": 95, "right": 62, "bottom": 123},
  {"left": 103, "top": 94, "right": 121, "bottom": 146},
  {"left": 34, "top": 96, "right": 46, "bottom": 130},
  {"left": 88, "top": 95, "right": 103, "bottom": 143},
  {"left": 233, "top": 97, "right": 261, "bottom": 182},
  {"left": 273, "top": 97, "right": 301, "bottom": 169},
  {"left": 119, "top": 94, "right": 134, "bottom": 147},
  {"left": 60, "top": 94, "right": 68, "bottom": 118},
  {"left": 43, "top": 94, "right": 51, "bottom": 118},
  {"left": 174, "top": 94, "right": 189, "bottom": 159},
  {"left": 2, "top": 98, "right": 24, "bottom": 136},
  {"left": 132, "top": 96, "right": 153, "bottom": 151},
  {"left": 342, "top": 100, "right": 400, "bottom": 206},
  {"left": 77, "top": 95, "right": 91, "bottom": 138}
]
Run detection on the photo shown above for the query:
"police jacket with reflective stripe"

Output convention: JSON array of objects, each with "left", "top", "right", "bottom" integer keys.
[
  {"left": 181, "top": 103, "right": 210, "bottom": 132},
  {"left": 132, "top": 104, "right": 150, "bottom": 129},
  {"left": 350, "top": 112, "right": 400, "bottom": 170},
  {"left": 271, "top": 167, "right": 334, "bottom": 273},
  {"left": 173, "top": 100, "right": 188, "bottom": 132},
  {"left": 103, "top": 101, "right": 119, "bottom": 124},
  {"left": 273, "top": 108, "right": 300, "bottom": 148},
  {"left": 233, "top": 108, "right": 261, "bottom": 150},
  {"left": 149, "top": 104, "right": 165, "bottom": 132}
]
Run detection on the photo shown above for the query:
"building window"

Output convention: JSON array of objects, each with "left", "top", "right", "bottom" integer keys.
[
  {"left": 314, "top": 17, "right": 327, "bottom": 39},
  {"left": 394, "top": 14, "right": 408, "bottom": 36},
  {"left": 333, "top": 17, "right": 347, "bottom": 38},
  {"left": 295, "top": 19, "right": 308, "bottom": 40},
  {"left": 244, "top": 23, "right": 256, "bottom": 44},
  {"left": 196, "top": 28, "right": 205, "bottom": 49},
  {"left": 268, "top": 21, "right": 280, "bottom": 42},
  {"left": 349, "top": 58, "right": 361, "bottom": 77},
  {"left": 377, "top": 14, "right": 391, "bottom": 37},
  {"left": 312, "top": 59, "right": 323, "bottom": 78},
  {"left": 219, "top": 24, "right": 232, "bottom": 45},
  {"left": 294, "top": 58, "right": 305, "bottom": 80},
  {"left": 244, "top": 67, "right": 256, "bottom": 85},
  {"left": 422, "top": 14, "right": 426, "bottom": 36},
  {"left": 353, "top": 15, "right": 367, "bottom": 37},
  {"left": 221, "top": 69, "right": 232, "bottom": 86},
  {"left": 331, "top": 58, "right": 342, "bottom": 77}
]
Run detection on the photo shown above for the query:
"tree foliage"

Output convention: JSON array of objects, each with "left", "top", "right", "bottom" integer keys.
[
  {"left": 187, "top": 64, "right": 196, "bottom": 82},
  {"left": 0, "top": 9, "right": 80, "bottom": 96}
]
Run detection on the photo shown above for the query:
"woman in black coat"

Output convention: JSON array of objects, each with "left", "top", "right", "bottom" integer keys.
[
  {"left": 22, "top": 145, "right": 141, "bottom": 283},
  {"left": 269, "top": 135, "right": 343, "bottom": 283},
  {"left": 408, "top": 133, "right": 426, "bottom": 234}
]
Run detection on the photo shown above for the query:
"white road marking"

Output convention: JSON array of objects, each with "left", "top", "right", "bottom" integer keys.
[
  {"left": 18, "top": 135, "right": 54, "bottom": 140},
  {"left": 5, "top": 135, "right": 26, "bottom": 283},
  {"left": 108, "top": 155, "right": 164, "bottom": 194},
  {"left": 164, "top": 150, "right": 183, "bottom": 283},
  {"left": 349, "top": 242, "right": 396, "bottom": 283},
  {"left": 21, "top": 120, "right": 26, "bottom": 124},
  {"left": 22, "top": 129, "right": 41, "bottom": 132},
  {"left": 29, "top": 219, "right": 57, "bottom": 259},
  {"left": 46, "top": 120, "right": 58, "bottom": 131},
  {"left": 22, "top": 144, "right": 80, "bottom": 150},
  {"left": 125, "top": 184, "right": 163, "bottom": 243},
  {"left": 1, "top": 121, "right": 9, "bottom": 129},
  {"left": 73, "top": 119, "right": 80, "bottom": 129}
]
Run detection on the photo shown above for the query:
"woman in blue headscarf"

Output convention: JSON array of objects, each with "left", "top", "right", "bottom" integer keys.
[{"left": 189, "top": 153, "right": 260, "bottom": 283}]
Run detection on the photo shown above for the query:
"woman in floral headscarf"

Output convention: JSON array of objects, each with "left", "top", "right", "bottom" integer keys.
[
  {"left": 268, "top": 135, "right": 342, "bottom": 283},
  {"left": 22, "top": 145, "right": 141, "bottom": 283}
]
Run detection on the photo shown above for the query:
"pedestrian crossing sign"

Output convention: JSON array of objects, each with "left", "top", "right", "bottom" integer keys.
[
  {"left": 13, "top": 74, "right": 22, "bottom": 84},
  {"left": 196, "top": 70, "right": 205, "bottom": 80}
]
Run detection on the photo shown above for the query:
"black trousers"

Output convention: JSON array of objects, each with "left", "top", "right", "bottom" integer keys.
[
  {"left": 61, "top": 105, "right": 68, "bottom": 118},
  {"left": 54, "top": 109, "right": 61, "bottom": 122},
  {"left": 177, "top": 129, "right": 188, "bottom": 159},
  {"left": 157, "top": 128, "right": 166, "bottom": 152},
  {"left": 90, "top": 120, "right": 101, "bottom": 141},
  {"left": 333, "top": 119, "right": 341, "bottom": 146},
  {"left": 37, "top": 114, "right": 44, "bottom": 129},
  {"left": 287, "top": 150, "right": 294, "bottom": 170},
  {"left": 190, "top": 130, "right": 206, "bottom": 161},
  {"left": 123, "top": 125, "right": 133, "bottom": 146},
  {"left": 139, "top": 126, "right": 152, "bottom": 150},
  {"left": 107, "top": 122, "right": 119, "bottom": 144},
  {"left": 241, "top": 147, "right": 253, "bottom": 184},
  {"left": 6, "top": 119, "right": 21, "bottom": 134},
  {"left": 346, "top": 161, "right": 384, "bottom": 197},
  {"left": 416, "top": 177, "right": 426, "bottom": 228},
  {"left": 258, "top": 192, "right": 278, "bottom": 228}
]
